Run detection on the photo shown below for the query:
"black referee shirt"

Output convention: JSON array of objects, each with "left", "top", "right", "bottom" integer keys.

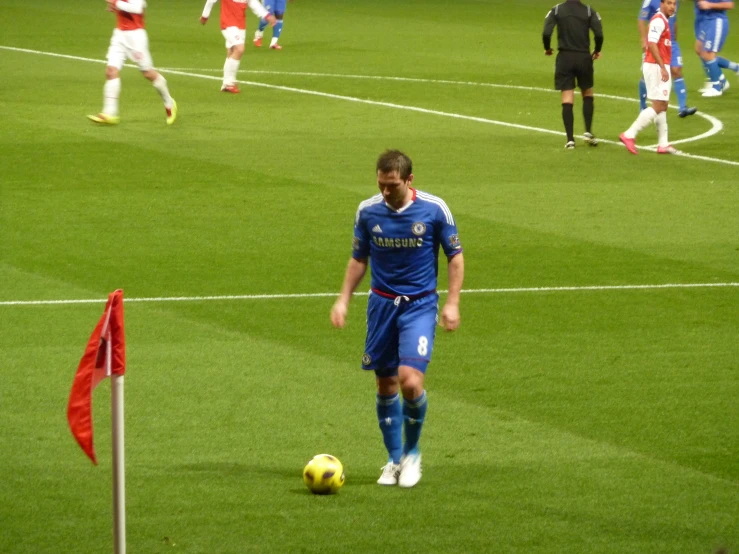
[{"left": 543, "top": 0, "right": 604, "bottom": 53}]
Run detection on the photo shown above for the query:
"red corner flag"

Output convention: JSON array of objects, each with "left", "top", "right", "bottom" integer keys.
[{"left": 67, "top": 289, "right": 126, "bottom": 465}]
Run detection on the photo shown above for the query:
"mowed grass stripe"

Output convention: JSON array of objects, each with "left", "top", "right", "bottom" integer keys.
[{"left": 2, "top": 45, "right": 739, "bottom": 166}]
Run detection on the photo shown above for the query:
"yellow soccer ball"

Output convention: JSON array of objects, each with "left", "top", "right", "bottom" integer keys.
[{"left": 302, "top": 454, "right": 345, "bottom": 495}]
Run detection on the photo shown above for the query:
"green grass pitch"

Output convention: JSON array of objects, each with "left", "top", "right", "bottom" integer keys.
[{"left": 1, "top": 0, "right": 738, "bottom": 552}]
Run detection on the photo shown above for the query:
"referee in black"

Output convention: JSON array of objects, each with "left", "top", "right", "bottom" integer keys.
[{"left": 543, "top": 0, "right": 604, "bottom": 149}]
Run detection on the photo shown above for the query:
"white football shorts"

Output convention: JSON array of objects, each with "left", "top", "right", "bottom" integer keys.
[
  {"left": 643, "top": 62, "right": 672, "bottom": 101},
  {"left": 222, "top": 26, "right": 246, "bottom": 48},
  {"left": 106, "top": 28, "right": 154, "bottom": 72}
]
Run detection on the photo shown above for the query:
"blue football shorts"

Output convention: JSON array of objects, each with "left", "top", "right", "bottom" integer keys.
[
  {"left": 696, "top": 17, "right": 729, "bottom": 53},
  {"left": 362, "top": 292, "right": 439, "bottom": 376},
  {"left": 264, "top": 0, "right": 287, "bottom": 15}
]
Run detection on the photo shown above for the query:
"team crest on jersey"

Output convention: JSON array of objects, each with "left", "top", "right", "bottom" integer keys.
[
  {"left": 352, "top": 237, "right": 360, "bottom": 250},
  {"left": 362, "top": 353, "right": 372, "bottom": 365},
  {"left": 411, "top": 222, "right": 426, "bottom": 236},
  {"left": 448, "top": 234, "right": 461, "bottom": 249}
]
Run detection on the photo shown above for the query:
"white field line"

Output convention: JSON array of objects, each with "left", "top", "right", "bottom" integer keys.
[
  {"left": 154, "top": 67, "right": 725, "bottom": 149},
  {"left": 2, "top": 46, "right": 738, "bottom": 166},
  {"left": 1, "top": 282, "right": 737, "bottom": 306}
]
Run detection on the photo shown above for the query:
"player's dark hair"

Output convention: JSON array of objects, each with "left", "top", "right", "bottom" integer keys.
[{"left": 376, "top": 150, "right": 413, "bottom": 181}]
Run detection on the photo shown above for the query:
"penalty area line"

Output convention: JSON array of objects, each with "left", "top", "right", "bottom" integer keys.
[{"left": 1, "top": 282, "right": 737, "bottom": 306}]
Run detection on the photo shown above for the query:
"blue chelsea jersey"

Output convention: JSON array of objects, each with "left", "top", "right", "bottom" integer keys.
[
  {"left": 352, "top": 189, "right": 463, "bottom": 296},
  {"left": 640, "top": 0, "right": 677, "bottom": 37}
]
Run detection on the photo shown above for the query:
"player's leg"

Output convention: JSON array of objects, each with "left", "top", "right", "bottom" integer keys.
[
  {"left": 671, "top": 43, "right": 696, "bottom": 117},
  {"left": 220, "top": 28, "right": 245, "bottom": 93},
  {"left": 577, "top": 54, "right": 596, "bottom": 146},
  {"left": 397, "top": 365, "right": 425, "bottom": 488},
  {"left": 141, "top": 69, "right": 177, "bottom": 124},
  {"left": 555, "top": 52, "right": 576, "bottom": 148},
  {"left": 561, "top": 89, "right": 575, "bottom": 148},
  {"left": 716, "top": 56, "right": 739, "bottom": 74},
  {"left": 621, "top": 63, "right": 659, "bottom": 153},
  {"left": 639, "top": 51, "right": 648, "bottom": 110},
  {"left": 713, "top": 19, "right": 738, "bottom": 83},
  {"left": 699, "top": 20, "right": 728, "bottom": 96},
  {"left": 375, "top": 372, "right": 403, "bottom": 484},
  {"left": 695, "top": 38, "right": 712, "bottom": 92},
  {"left": 269, "top": 0, "right": 287, "bottom": 50},
  {"left": 581, "top": 89, "right": 596, "bottom": 146},
  {"left": 652, "top": 99, "right": 674, "bottom": 153},
  {"left": 395, "top": 296, "right": 438, "bottom": 488},
  {"left": 255, "top": 0, "right": 275, "bottom": 47},
  {"left": 126, "top": 30, "right": 175, "bottom": 124},
  {"left": 88, "top": 31, "right": 123, "bottom": 124},
  {"left": 364, "top": 294, "right": 403, "bottom": 484},
  {"left": 639, "top": 78, "right": 648, "bottom": 111}
]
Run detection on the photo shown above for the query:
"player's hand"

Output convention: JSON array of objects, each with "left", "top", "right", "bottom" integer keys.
[
  {"left": 544, "top": 49, "right": 553, "bottom": 56},
  {"left": 330, "top": 300, "right": 348, "bottom": 329},
  {"left": 697, "top": 1, "right": 710, "bottom": 9},
  {"left": 199, "top": 16, "right": 208, "bottom": 25},
  {"left": 440, "top": 303, "right": 460, "bottom": 332},
  {"left": 266, "top": 14, "right": 278, "bottom": 27},
  {"left": 592, "top": 51, "right": 601, "bottom": 60},
  {"left": 660, "top": 67, "right": 669, "bottom": 81},
  {"left": 106, "top": 0, "right": 117, "bottom": 12}
]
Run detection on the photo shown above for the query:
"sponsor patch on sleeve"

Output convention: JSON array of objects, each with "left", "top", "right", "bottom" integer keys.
[{"left": 448, "top": 234, "right": 461, "bottom": 249}]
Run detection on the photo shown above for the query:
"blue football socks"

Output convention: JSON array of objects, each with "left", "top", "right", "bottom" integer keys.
[
  {"left": 258, "top": 17, "right": 269, "bottom": 33},
  {"left": 377, "top": 393, "right": 402, "bottom": 464},
  {"left": 703, "top": 59, "right": 723, "bottom": 91},
  {"left": 273, "top": 20, "right": 284, "bottom": 40},
  {"left": 402, "top": 390, "right": 428, "bottom": 455},
  {"left": 717, "top": 57, "right": 739, "bottom": 73},
  {"left": 638, "top": 79, "right": 647, "bottom": 111},
  {"left": 673, "top": 78, "right": 687, "bottom": 111}
]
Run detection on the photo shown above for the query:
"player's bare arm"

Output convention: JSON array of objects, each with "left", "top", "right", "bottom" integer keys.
[
  {"left": 440, "top": 253, "right": 464, "bottom": 332},
  {"left": 331, "top": 257, "right": 368, "bottom": 328},
  {"left": 638, "top": 19, "right": 649, "bottom": 51},
  {"left": 697, "top": 1, "right": 734, "bottom": 9},
  {"left": 246, "top": 0, "right": 277, "bottom": 25}
]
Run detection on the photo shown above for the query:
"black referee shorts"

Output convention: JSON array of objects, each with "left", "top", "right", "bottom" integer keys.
[{"left": 554, "top": 50, "right": 594, "bottom": 91}]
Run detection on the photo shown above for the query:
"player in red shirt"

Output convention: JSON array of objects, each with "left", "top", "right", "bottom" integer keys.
[
  {"left": 88, "top": 0, "right": 176, "bottom": 125},
  {"left": 200, "top": 0, "right": 276, "bottom": 93},
  {"left": 620, "top": 0, "right": 677, "bottom": 154}
]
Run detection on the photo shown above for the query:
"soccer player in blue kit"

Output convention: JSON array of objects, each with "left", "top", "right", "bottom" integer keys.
[
  {"left": 638, "top": 0, "right": 697, "bottom": 117},
  {"left": 253, "top": 0, "right": 291, "bottom": 49},
  {"left": 694, "top": 0, "right": 739, "bottom": 96},
  {"left": 330, "top": 150, "right": 465, "bottom": 488}
]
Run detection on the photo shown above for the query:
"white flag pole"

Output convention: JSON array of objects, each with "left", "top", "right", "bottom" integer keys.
[{"left": 111, "top": 373, "right": 126, "bottom": 554}]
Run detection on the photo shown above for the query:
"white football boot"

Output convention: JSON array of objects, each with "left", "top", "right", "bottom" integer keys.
[
  {"left": 377, "top": 462, "right": 400, "bottom": 485},
  {"left": 398, "top": 452, "right": 422, "bottom": 488}
]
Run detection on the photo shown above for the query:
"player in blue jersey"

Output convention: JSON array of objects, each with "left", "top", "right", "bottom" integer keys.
[
  {"left": 330, "top": 150, "right": 465, "bottom": 488},
  {"left": 694, "top": 0, "right": 739, "bottom": 96},
  {"left": 253, "top": 0, "right": 292, "bottom": 50},
  {"left": 638, "top": 0, "right": 697, "bottom": 117}
]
